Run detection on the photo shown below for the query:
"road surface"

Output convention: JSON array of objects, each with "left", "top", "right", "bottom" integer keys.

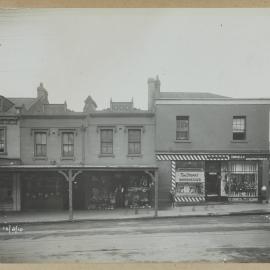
[{"left": 1, "top": 214, "right": 270, "bottom": 263}]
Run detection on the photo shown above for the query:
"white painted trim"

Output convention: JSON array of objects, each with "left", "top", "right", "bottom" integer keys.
[{"left": 155, "top": 99, "right": 270, "bottom": 105}]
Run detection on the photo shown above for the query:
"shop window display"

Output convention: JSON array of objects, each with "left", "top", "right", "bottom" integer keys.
[
  {"left": 175, "top": 161, "right": 205, "bottom": 197},
  {"left": 0, "top": 175, "right": 13, "bottom": 204},
  {"left": 22, "top": 174, "right": 64, "bottom": 209},
  {"left": 87, "top": 173, "right": 153, "bottom": 210},
  {"left": 221, "top": 161, "right": 258, "bottom": 199}
]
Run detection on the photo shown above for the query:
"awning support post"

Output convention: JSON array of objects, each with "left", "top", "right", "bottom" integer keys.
[
  {"left": 58, "top": 169, "right": 82, "bottom": 221},
  {"left": 145, "top": 170, "right": 158, "bottom": 217}
]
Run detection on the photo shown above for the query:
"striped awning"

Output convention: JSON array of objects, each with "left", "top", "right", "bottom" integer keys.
[
  {"left": 157, "top": 154, "right": 230, "bottom": 161},
  {"left": 174, "top": 196, "right": 205, "bottom": 203}
]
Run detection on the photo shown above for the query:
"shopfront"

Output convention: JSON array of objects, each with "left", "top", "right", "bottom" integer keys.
[
  {"left": 157, "top": 153, "right": 269, "bottom": 204},
  {"left": 21, "top": 172, "right": 67, "bottom": 210},
  {"left": 73, "top": 171, "right": 154, "bottom": 210},
  {"left": 0, "top": 172, "right": 20, "bottom": 211},
  {"left": 220, "top": 161, "right": 259, "bottom": 201}
]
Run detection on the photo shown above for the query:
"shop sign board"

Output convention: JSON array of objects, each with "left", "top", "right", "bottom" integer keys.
[
  {"left": 230, "top": 154, "right": 269, "bottom": 160},
  {"left": 176, "top": 171, "right": 205, "bottom": 183}
]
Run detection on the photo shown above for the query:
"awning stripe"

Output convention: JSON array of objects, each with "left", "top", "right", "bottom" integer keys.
[
  {"left": 157, "top": 154, "right": 230, "bottom": 161},
  {"left": 171, "top": 161, "right": 176, "bottom": 192},
  {"left": 174, "top": 196, "right": 206, "bottom": 203}
]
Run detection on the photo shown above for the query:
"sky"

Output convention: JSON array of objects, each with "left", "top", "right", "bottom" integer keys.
[{"left": 0, "top": 8, "right": 270, "bottom": 111}]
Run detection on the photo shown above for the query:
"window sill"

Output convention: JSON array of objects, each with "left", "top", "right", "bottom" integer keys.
[
  {"left": 231, "top": 140, "right": 248, "bottom": 143},
  {"left": 127, "top": 154, "right": 142, "bottom": 157},
  {"left": 0, "top": 152, "right": 7, "bottom": 155},
  {"left": 174, "top": 140, "right": 192, "bottom": 143},
  {"left": 61, "top": 156, "right": 75, "bottom": 161},
  {"left": 33, "top": 157, "right": 48, "bottom": 161},
  {"left": 99, "top": 154, "right": 115, "bottom": 158}
]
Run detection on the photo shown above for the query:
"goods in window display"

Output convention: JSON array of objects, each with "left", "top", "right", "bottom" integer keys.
[
  {"left": 175, "top": 170, "right": 205, "bottom": 197},
  {"left": 0, "top": 174, "right": 14, "bottom": 204},
  {"left": 87, "top": 174, "right": 153, "bottom": 210},
  {"left": 220, "top": 161, "right": 258, "bottom": 200},
  {"left": 22, "top": 175, "right": 64, "bottom": 209}
]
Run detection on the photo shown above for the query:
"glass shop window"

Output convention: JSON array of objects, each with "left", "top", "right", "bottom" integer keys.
[
  {"left": 221, "top": 161, "right": 258, "bottom": 197},
  {"left": 176, "top": 161, "right": 204, "bottom": 171},
  {"left": 0, "top": 179, "right": 13, "bottom": 203}
]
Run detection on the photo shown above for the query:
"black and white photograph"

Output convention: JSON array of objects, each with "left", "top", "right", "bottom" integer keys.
[{"left": 0, "top": 7, "right": 270, "bottom": 264}]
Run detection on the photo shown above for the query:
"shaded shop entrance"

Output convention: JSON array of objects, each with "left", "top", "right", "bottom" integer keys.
[
  {"left": 205, "top": 162, "right": 221, "bottom": 201},
  {"left": 156, "top": 153, "right": 268, "bottom": 205},
  {"left": 73, "top": 170, "right": 155, "bottom": 210},
  {"left": 21, "top": 171, "right": 69, "bottom": 210}
]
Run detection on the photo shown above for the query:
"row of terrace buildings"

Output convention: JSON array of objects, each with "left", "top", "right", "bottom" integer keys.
[{"left": 1, "top": 77, "right": 270, "bottom": 215}]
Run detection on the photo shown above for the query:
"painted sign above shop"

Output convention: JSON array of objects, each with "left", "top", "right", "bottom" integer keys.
[
  {"left": 230, "top": 154, "right": 269, "bottom": 161},
  {"left": 176, "top": 171, "right": 205, "bottom": 183}
]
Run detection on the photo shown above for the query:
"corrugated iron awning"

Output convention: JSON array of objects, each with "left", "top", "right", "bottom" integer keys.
[{"left": 0, "top": 164, "right": 158, "bottom": 171}]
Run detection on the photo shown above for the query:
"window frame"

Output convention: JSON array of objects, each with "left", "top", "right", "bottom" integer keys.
[
  {"left": 128, "top": 128, "right": 142, "bottom": 155},
  {"left": 61, "top": 131, "right": 75, "bottom": 158},
  {"left": 0, "top": 126, "right": 7, "bottom": 155},
  {"left": 176, "top": 116, "right": 190, "bottom": 141},
  {"left": 34, "top": 131, "right": 47, "bottom": 157},
  {"left": 100, "top": 128, "right": 114, "bottom": 155},
  {"left": 232, "top": 116, "right": 246, "bottom": 141}
]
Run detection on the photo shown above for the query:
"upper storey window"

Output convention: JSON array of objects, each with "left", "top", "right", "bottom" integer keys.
[
  {"left": 100, "top": 129, "right": 113, "bottom": 155},
  {"left": 232, "top": 116, "right": 246, "bottom": 140},
  {"left": 34, "top": 132, "right": 47, "bottom": 157},
  {"left": 0, "top": 127, "right": 6, "bottom": 154},
  {"left": 62, "top": 132, "right": 74, "bottom": 157},
  {"left": 128, "top": 129, "right": 141, "bottom": 155},
  {"left": 176, "top": 116, "right": 189, "bottom": 140}
]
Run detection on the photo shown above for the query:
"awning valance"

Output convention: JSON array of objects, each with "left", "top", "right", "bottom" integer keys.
[
  {"left": 0, "top": 164, "right": 158, "bottom": 172},
  {"left": 157, "top": 154, "right": 229, "bottom": 161},
  {"left": 157, "top": 153, "right": 269, "bottom": 161},
  {"left": 174, "top": 195, "right": 205, "bottom": 203}
]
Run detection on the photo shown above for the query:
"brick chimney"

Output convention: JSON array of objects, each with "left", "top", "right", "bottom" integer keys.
[
  {"left": 83, "top": 95, "right": 97, "bottom": 112},
  {"left": 37, "top": 82, "right": 48, "bottom": 99},
  {"left": 148, "top": 75, "right": 160, "bottom": 111}
]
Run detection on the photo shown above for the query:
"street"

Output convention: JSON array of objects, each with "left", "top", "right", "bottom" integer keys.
[{"left": 1, "top": 214, "right": 270, "bottom": 263}]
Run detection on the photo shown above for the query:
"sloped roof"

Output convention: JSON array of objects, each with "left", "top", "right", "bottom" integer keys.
[
  {"left": 8, "top": 97, "right": 37, "bottom": 110},
  {"left": 157, "top": 92, "right": 230, "bottom": 99},
  {"left": 43, "top": 104, "right": 67, "bottom": 114}
]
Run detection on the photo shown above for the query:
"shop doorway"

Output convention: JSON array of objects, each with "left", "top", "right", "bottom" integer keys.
[{"left": 205, "top": 162, "right": 221, "bottom": 201}]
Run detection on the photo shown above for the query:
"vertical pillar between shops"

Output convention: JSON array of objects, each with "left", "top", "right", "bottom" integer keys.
[
  {"left": 58, "top": 169, "right": 82, "bottom": 221},
  {"left": 16, "top": 173, "right": 21, "bottom": 211},
  {"left": 12, "top": 173, "right": 16, "bottom": 211},
  {"left": 145, "top": 170, "right": 158, "bottom": 217},
  {"left": 81, "top": 125, "right": 86, "bottom": 164},
  {"left": 154, "top": 171, "right": 159, "bottom": 217}
]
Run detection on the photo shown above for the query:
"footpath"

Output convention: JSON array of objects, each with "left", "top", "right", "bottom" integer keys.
[{"left": 0, "top": 202, "right": 270, "bottom": 225}]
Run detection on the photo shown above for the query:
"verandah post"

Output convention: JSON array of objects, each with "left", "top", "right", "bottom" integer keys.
[
  {"left": 154, "top": 171, "right": 158, "bottom": 217},
  {"left": 58, "top": 169, "right": 82, "bottom": 221},
  {"left": 68, "top": 170, "right": 73, "bottom": 221},
  {"left": 145, "top": 170, "right": 159, "bottom": 217}
]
